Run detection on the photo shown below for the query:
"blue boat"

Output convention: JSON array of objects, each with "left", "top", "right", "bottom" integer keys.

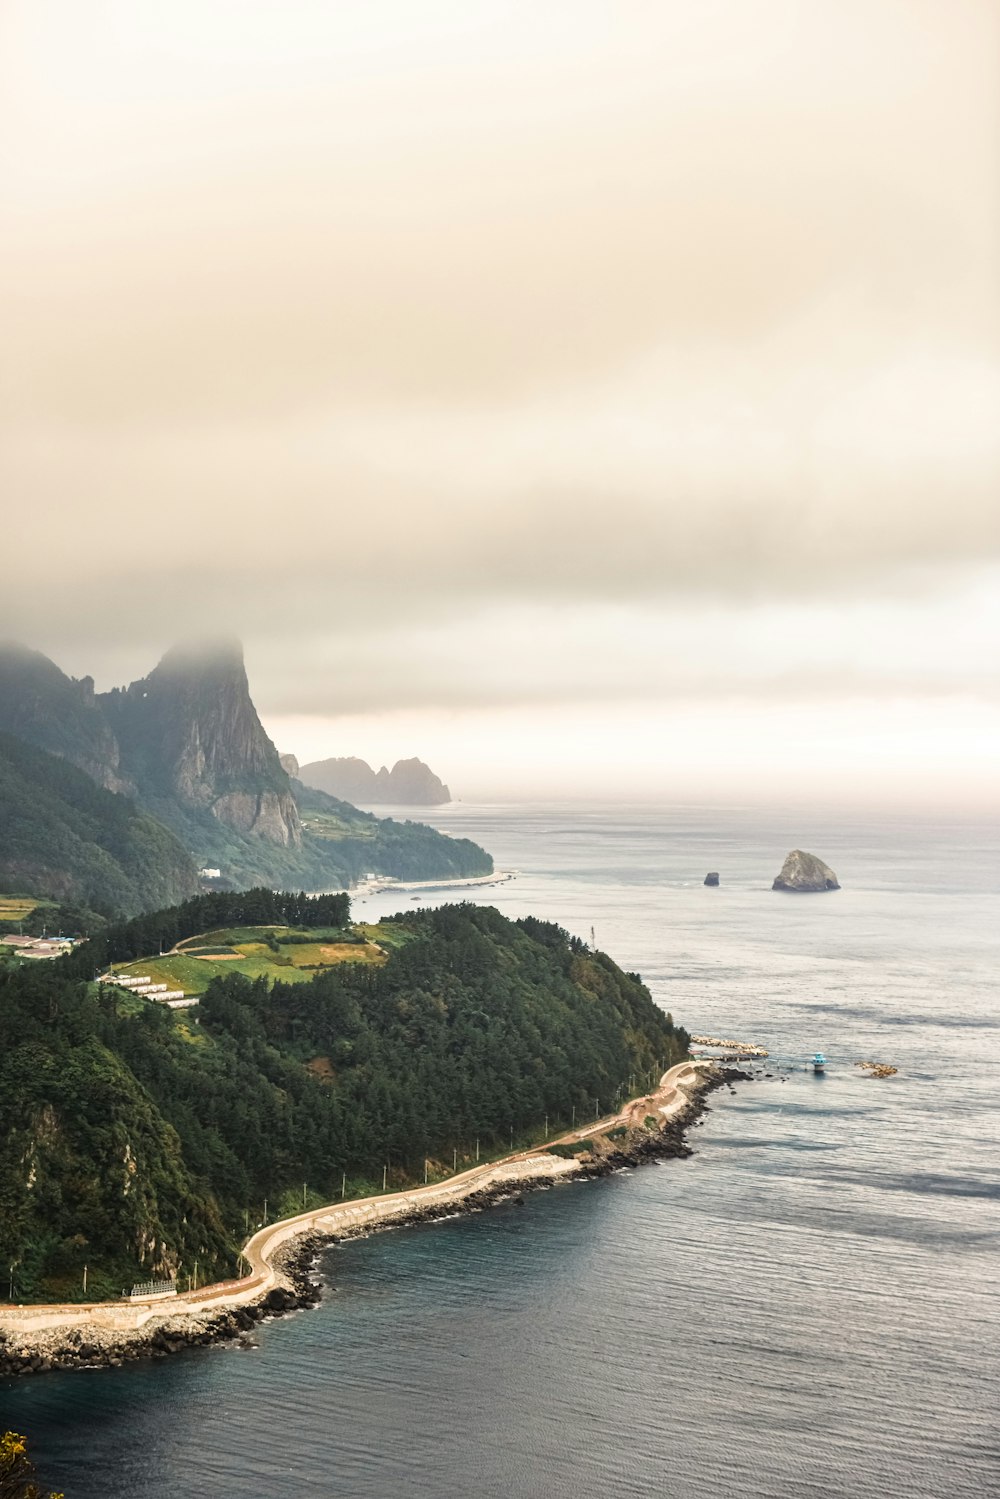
[{"left": 812, "top": 1052, "right": 827, "bottom": 1074}]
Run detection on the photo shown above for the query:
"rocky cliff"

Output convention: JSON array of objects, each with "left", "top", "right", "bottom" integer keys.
[
  {"left": 0, "top": 639, "right": 492, "bottom": 893},
  {"left": 102, "top": 641, "right": 301, "bottom": 848},
  {"left": 772, "top": 849, "right": 840, "bottom": 892},
  {"left": 299, "top": 754, "right": 451, "bottom": 805}
]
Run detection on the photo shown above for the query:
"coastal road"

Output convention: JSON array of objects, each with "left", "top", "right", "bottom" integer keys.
[{"left": 0, "top": 1061, "right": 706, "bottom": 1337}]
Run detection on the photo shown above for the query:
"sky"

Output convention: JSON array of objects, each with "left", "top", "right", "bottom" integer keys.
[{"left": 2, "top": 1, "right": 998, "bottom": 803}]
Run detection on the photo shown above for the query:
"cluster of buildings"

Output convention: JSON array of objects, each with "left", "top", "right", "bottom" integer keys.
[
  {"left": 0, "top": 932, "right": 201, "bottom": 1009},
  {"left": 98, "top": 972, "right": 198, "bottom": 1009},
  {"left": 0, "top": 933, "right": 80, "bottom": 960}
]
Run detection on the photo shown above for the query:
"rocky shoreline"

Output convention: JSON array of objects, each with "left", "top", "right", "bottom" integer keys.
[{"left": 0, "top": 1067, "right": 747, "bottom": 1381}]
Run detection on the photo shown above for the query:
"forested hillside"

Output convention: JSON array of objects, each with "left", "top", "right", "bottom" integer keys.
[
  {"left": 0, "top": 903, "right": 686, "bottom": 1303},
  {"left": 0, "top": 731, "right": 198, "bottom": 920}
]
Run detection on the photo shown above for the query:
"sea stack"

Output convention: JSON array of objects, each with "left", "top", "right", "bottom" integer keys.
[
  {"left": 704, "top": 872, "right": 720, "bottom": 886},
  {"left": 772, "top": 850, "right": 840, "bottom": 892}
]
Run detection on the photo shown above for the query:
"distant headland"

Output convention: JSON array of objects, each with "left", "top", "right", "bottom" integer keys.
[{"left": 296, "top": 755, "right": 451, "bottom": 806}]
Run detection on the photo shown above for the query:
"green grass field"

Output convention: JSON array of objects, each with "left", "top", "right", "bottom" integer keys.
[{"left": 113, "top": 925, "right": 387, "bottom": 996}]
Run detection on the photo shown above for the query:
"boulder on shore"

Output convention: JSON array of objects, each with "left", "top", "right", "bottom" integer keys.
[
  {"left": 772, "top": 849, "right": 839, "bottom": 892},
  {"left": 704, "top": 872, "right": 720, "bottom": 886}
]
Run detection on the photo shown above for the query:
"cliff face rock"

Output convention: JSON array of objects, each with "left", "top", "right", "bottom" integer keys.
[
  {"left": 299, "top": 754, "right": 451, "bottom": 805},
  {"left": 211, "top": 789, "right": 300, "bottom": 844},
  {"left": 772, "top": 849, "right": 840, "bottom": 892},
  {"left": 279, "top": 753, "right": 300, "bottom": 778},
  {"left": 103, "top": 641, "right": 301, "bottom": 847}
]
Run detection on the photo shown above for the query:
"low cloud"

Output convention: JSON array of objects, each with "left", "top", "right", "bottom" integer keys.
[{"left": 1, "top": 0, "right": 998, "bottom": 721}]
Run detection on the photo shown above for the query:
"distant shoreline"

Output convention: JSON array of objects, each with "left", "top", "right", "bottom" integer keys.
[{"left": 352, "top": 869, "right": 517, "bottom": 898}]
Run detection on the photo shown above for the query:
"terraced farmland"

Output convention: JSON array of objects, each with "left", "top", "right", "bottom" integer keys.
[{"left": 112, "top": 925, "right": 387, "bottom": 996}]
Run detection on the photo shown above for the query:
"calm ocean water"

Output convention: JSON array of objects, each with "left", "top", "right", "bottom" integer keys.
[{"left": 6, "top": 801, "right": 1000, "bottom": 1498}]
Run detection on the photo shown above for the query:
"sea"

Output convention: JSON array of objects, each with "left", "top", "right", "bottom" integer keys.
[{"left": 5, "top": 800, "right": 999, "bottom": 1499}]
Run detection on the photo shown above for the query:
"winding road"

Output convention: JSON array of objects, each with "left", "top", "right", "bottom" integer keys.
[{"left": 0, "top": 1061, "right": 705, "bottom": 1338}]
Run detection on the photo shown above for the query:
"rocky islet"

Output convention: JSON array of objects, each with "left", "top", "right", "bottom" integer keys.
[{"left": 772, "top": 849, "right": 840, "bottom": 892}]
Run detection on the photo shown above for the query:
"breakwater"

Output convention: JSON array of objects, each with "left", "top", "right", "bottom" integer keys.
[{"left": 689, "top": 1034, "right": 769, "bottom": 1057}]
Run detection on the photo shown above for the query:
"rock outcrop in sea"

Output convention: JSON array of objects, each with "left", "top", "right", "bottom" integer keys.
[
  {"left": 704, "top": 872, "right": 720, "bottom": 886},
  {"left": 772, "top": 849, "right": 840, "bottom": 892}
]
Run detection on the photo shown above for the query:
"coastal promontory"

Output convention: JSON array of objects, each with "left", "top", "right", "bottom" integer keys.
[
  {"left": 0, "top": 898, "right": 686, "bottom": 1303},
  {"left": 772, "top": 849, "right": 840, "bottom": 892}
]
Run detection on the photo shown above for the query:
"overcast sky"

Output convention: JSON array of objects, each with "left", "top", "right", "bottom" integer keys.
[{"left": 2, "top": 1, "right": 998, "bottom": 802}]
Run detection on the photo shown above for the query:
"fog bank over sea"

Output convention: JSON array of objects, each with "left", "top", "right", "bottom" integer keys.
[{"left": 10, "top": 798, "right": 999, "bottom": 1499}]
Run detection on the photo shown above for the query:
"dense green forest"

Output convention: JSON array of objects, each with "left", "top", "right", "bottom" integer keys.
[
  {"left": 0, "top": 732, "right": 197, "bottom": 921},
  {"left": 0, "top": 902, "right": 687, "bottom": 1303}
]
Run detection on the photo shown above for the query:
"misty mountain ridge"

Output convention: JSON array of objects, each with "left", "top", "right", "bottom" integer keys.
[
  {"left": 297, "top": 755, "right": 451, "bottom": 806},
  {"left": 0, "top": 640, "right": 491, "bottom": 895}
]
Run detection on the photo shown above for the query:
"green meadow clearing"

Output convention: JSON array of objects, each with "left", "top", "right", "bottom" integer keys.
[{"left": 112, "top": 924, "right": 389, "bottom": 996}]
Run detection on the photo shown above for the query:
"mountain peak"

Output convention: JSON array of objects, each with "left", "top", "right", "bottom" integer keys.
[
  {"left": 103, "top": 641, "right": 301, "bottom": 848},
  {"left": 153, "top": 637, "right": 246, "bottom": 679}
]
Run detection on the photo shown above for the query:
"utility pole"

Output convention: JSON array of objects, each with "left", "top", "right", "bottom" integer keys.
[
  {"left": 382, "top": 1165, "right": 387, "bottom": 1191},
  {"left": 263, "top": 1198, "right": 268, "bottom": 1224},
  {"left": 82, "top": 1264, "right": 88, "bottom": 1296},
  {"left": 509, "top": 1124, "right": 513, "bottom": 1149},
  {"left": 453, "top": 1147, "right": 457, "bottom": 1172},
  {"left": 424, "top": 1159, "right": 429, "bottom": 1184},
  {"left": 193, "top": 1259, "right": 198, "bottom": 1292},
  {"left": 302, "top": 1182, "right": 307, "bottom": 1209},
  {"left": 595, "top": 1098, "right": 599, "bottom": 1119},
  {"left": 341, "top": 1171, "right": 347, "bottom": 1199},
  {"left": 571, "top": 1104, "right": 576, "bottom": 1127},
  {"left": 244, "top": 1208, "right": 249, "bottom": 1233},
  {"left": 544, "top": 1114, "right": 548, "bottom": 1140},
  {"left": 475, "top": 1137, "right": 480, "bottom": 1162}
]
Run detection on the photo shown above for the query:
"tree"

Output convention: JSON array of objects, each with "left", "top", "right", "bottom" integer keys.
[{"left": 0, "top": 1432, "right": 63, "bottom": 1499}]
